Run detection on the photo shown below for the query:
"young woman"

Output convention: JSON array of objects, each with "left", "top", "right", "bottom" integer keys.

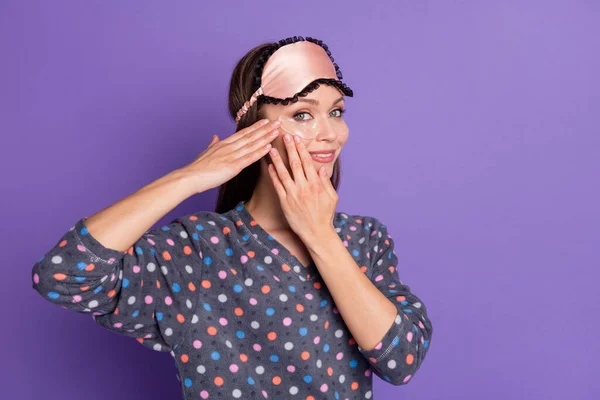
[{"left": 32, "top": 36, "right": 433, "bottom": 399}]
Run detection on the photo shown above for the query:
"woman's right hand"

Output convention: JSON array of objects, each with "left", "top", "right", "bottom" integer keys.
[{"left": 180, "top": 118, "right": 281, "bottom": 194}]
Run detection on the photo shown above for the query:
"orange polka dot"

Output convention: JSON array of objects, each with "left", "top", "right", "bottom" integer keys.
[
  {"left": 267, "top": 332, "right": 277, "bottom": 341},
  {"left": 177, "top": 314, "right": 185, "bottom": 323},
  {"left": 156, "top": 280, "right": 161, "bottom": 289},
  {"left": 248, "top": 251, "right": 255, "bottom": 258},
  {"left": 240, "top": 353, "right": 248, "bottom": 362},
  {"left": 396, "top": 296, "right": 406, "bottom": 302},
  {"left": 53, "top": 273, "right": 67, "bottom": 281},
  {"left": 406, "top": 354, "right": 414, "bottom": 365},
  {"left": 114, "top": 307, "right": 119, "bottom": 315},
  {"left": 207, "top": 326, "right": 218, "bottom": 335},
  {"left": 349, "top": 338, "right": 356, "bottom": 346},
  {"left": 127, "top": 247, "right": 133, "bottom": 255},
  {"left": 181, "top": 354, "right": 189, "bottom": 363},
  {"left": 223, "top": 227, "right": 231, "bottom": 234},
  {"left": 313, "top": 282, "right": 321, "bottom": 290},
  {"left": 250, "top": 220, "right": 257, "bottom": 226},
  {"left": 306, "top": 396, "right": 315, "bottom": 400},
  {"left": 235, "top": 308, "right": 244, "bottom": 317},
  {"left": 162, "top": 251, "right": 171, "bottom": 261},
  {"left": 261, "top": 285, "right": 270, "bottom": 294},
  {"left": 136, "top": 338, "right": 144, "bottom": 344},
  {"left": 235, "top": 221, "right": 243, "bottom": 227},
  {"left": 282, "top": 264, "right": 290, "bottom": 272},
  {"left": 80, "top": 286, "right": 89, "bottom": 291},
  {"left": 202, "top": 280, "right": 211, "bottom": 288},
  {"left": 107, "top": 289, "right": 116, "bottom": 298},
  {"left": 360, "top": 266, "right": 367, "bottom": 273},
  {"left": 59, "top": 240, "right": 67, "bottom": 248},
  {"left": 189, "top": 215, "right": 198, "bottom": 221},
  {"left": 183, "top": 246, "right": 192, "bottom": 255},
  {"left": 324, "top": 320, "right": 329, "bottom": 329},
  {"left": 84, "top": 264, "right": 95, "bottom": 272},
  {"left": 327, "top": 367, "right": 333, "bottom": 376},
  {"left": 188, "top": 282, "right": 196, "bottom": 291},
  {"left": 301, "top": 351, "right": 310, "bottom": 360},
  {"left": 296, "top": 304, "right": 304, "bottom": 312},
  {"left": 272, "top": 376, "right": 281, "bottom": 385},
  {"left": 230, "top": 269, "right": 237, "bottom": 275},
  {"left": 214, "top": 376, "right": 224, "bottom": 386},
  {"left": 351, "top": 382, "right": 359, "bottom": 390}
]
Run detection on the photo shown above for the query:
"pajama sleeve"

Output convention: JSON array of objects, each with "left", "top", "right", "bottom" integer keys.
[
  {"left": 32, "top": 214, "right": 206, "bottom": 353},
  {"left": 357, "top": 218, "right": 433, "bottom": 385}
]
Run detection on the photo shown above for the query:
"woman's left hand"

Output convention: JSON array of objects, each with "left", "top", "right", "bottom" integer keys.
[{"left": 267, "top": 133, "right": 338, "bottom": 243}]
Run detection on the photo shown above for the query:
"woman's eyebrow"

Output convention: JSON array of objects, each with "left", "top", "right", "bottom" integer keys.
[{"left": 297, "top": 96, "right": 345, "bottom": 106}]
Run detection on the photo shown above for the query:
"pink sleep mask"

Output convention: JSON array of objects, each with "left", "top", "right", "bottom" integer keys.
[{"left": 235, "top": 36, "right": 354, "bottom": 123}]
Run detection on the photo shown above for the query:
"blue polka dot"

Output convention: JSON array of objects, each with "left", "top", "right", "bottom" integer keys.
[
  {"left": 288, "top": 285, "right": 296, "bottom": 292},
  {"left": 266, "top": 308, "right": 275, "bottom": 316},
  {"left": 184, "top": 378, "right": 192, "bottom": 388},
  {"left": 133, "top": 310, "right": 140, "bottom": 318},
  {"left": 236, "top": 330, "right": 245, "bottom": 339},
  {"left": 323, "top": 344, "right": 330, "bottom": 352},
  {"left": 247, "top": 377, "right": 255, "bottom": 385},
  {"left": 48, "top": 292, "right": 59, "bottom": 300},
  {"left": 172, "top": 283, "right": 181, "bottom": 293},
  {"left": 236, "top": 205, "right": 244, "bottom": 211},
  {"left": 267, "top": 235, "right": 274, "bottom": 241},
  {"left": 93, "top": 286, "right": 103, "bottom": 294},
  {"left": 299, "top": 327, "right": 308, "bottom": 336},
  {"left": 192, "top": 232, "right": 199, "bottom": 240},
  {"left": 270, "top": 354, "right": 279, "bottom": 362},
  {"left": 349, "top": 359, "right": 358, "bottom": 368},
  {"left": 80, "top": 227, "right": 89, "bottom": 236},
  {"left": 76, "top": 262, "right": 87, "bottom": 271},
  {"left": 211, "top": 351, "right": 220, "bottom": 360},
  {"left": 233, "top": 284, "right": 242, "bottom": 293},
  {"left": 122, "top": 278, "right": 129, "bottom": 288},
  {"left": 352, "top": 249, "right": 359, "bottom": 257},
  {"left": 203, "top": 303, "right": 212, "bottom": 311},
  {"left": 225, "top": 248, "right": 233, "bottom": 256},
  {"left": 242, "top": 234, "right": 250, "bottom": 241},
  {"left": 75, "top": 276, "right": 85, "bottom": 282},
  {"left": 424, "top": 339, "right": 429, "bottom": 348},
  {"left": 203, "top": 257, "right": 212, "bottom": 265},
  {"left": 150, "top": 248, "right": 156, "bottom": 256},
  {"left": 196, "top": 224, "right": 204, "bottom": 231},
  {"left": 135, "top": 246, "right": 143, "bottom": 255},
  {"left": 392, "top": 336, "right": 400, "bottom": 347},
  {"left": 256, "top": 265, "right": 264, "bottom": 271},
  {"left": 160, "top": 226, "right": 171, "bottom": 232},
  {"left": 320, "top": 299, "right": 328, "bottom": 307},
  {"left": 156, "top": 312, "right": 163, "bottom": 321},
  {"left": 335, "top": 392, "right": 340, "bottom": 399},
  {"left": 303, "top": 375, "right": 312, "bottom": 383}
]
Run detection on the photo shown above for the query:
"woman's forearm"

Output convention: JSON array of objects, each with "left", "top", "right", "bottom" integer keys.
[{"left": 84, "top": 168, "right": 200, "bottom": 252}]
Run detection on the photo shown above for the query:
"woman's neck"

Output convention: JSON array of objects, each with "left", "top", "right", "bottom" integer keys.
[{"left": 244, "top": 161, "right": 290, "bottom": 231}]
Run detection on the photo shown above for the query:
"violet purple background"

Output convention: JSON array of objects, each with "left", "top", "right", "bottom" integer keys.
[{"left": 1, "top": 1, "right": 599, "bottom": 399}]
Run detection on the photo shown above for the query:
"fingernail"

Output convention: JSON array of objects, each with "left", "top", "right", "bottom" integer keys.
[
  {"left": 272, "top": 120, "right": 281, "bottom": 127},
  {"left": 294, "top": 135, "right": 301, "bottom": 143},
  {"left": 260, "top": 119, "right": 270, "bottom": 125},
  {"left": 284, "top": 134, "right": 291, "bottom": 143}
]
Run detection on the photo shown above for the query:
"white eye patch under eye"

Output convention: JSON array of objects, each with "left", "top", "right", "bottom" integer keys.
[{"left": 276, "top": 114, "right": 346, "bottom": 140}]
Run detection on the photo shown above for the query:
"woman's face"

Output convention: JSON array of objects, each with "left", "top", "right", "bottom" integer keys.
[{"left": 260, "top": 84, "right": 349, "bottom": 179}]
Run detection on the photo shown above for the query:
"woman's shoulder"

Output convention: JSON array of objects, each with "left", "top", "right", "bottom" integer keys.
[{"left": 333, "top": 209, "right": 388, "bottom": 234}]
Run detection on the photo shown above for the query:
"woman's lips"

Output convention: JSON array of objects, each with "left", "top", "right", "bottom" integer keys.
[{"left": 309, "top": 151, "right": 335, "bottom": 163}]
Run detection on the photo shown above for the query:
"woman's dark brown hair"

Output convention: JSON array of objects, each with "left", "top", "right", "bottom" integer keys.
[{"left": 214, "top": 42, "right": 342, "bottom": 214}]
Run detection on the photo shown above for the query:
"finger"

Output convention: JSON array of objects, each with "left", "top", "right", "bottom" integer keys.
[
  {"left": 235, "top": 142, "right": 273, "bottom": 170},
  {"left": 267, "top": 163, "right": 287, "bottom": 199},
  {"left": 269, "top": 147, "right": 295, "bottom": 191},
  {"left": 295, "top": 139, "right": 320, "bottom": 182},
  {"left": 209, "top": 134, "right": 219, "bottom": 146},
  {"left": 221, "top": 118, "right": 272, "bottom": 144},
  {"left": 232, "top": 127, "right": 280, "bottom": 160},
  {"left": 230, "top": 120, "right": 280, "bottom": 150},
  {"left": 283, "top": 134, "right": 307, "bottom": 184}
]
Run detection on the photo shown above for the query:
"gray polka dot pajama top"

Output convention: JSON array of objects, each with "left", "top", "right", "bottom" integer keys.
[{"left": 32, "top": 200, "right": 433, "bottom": 399}]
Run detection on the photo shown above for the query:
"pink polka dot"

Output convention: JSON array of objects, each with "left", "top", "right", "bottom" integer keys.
[
  {"left": 287, "top": 365, "right": 295, "bottom": 372},
  {"left": 249, "top": 298, "right": 258, "bottom": 305},
  {"left": 144, "top": 333, "right": 152, "bottom": 338},
  {"left": 350, "top": 226, "right": 357, "bottom": 231},
  {"left": 418, "top": 321, "right": 425, "bottom": 329},
  {"left": 132, "top": 265, "right": 141, "bottom": 273},
  {"left": 271, "top": 248, "right": 279, "bottom": 255},
  {"left": 320, "top": 384, "right": 328, "bottom": 392},
  {"left": 110, "top": 273, "right": 116, "bottom": 281},
  {"left": 200, "top": 390, "right": 209, "bottom": 399},
  {"left": 193, "top": 340, "right": 202, "bottom": 349},
  {"left": 283, "top": 317, "right": 292, "bottom": 326},
  {"left": 107, "top": 257, "right": 116, "bottom": 264},
  {"left": 273, "top": 275, "right": 280, "bottom": 282},
  {"left": 375, "top": 342, "right": 383, "bottom": 350},
  {"left": 262, "top": 390, "right": 268, "bottom": 398},
  {"left": 72, "top": 295, "right": 81, "bottom": 303},
  {"left": 253, "top": 344, "right": 262, "bottom": 351},
  {"left": 33, "top": 274, "right": 39, "bottom": 284},
  {"left": 365, "top": 369, "right": 372, "bottom": 376},
  {"left": 305, "top": 293, "right": 313, "bottom": 300},
  {"left": 219, "top": 318, "right": 228, "bottom": 326},
  {"left": 240, "top": 255, "right": 248, "bottom": 264},
  {"left": 166, "top": 239, "right": 175, "bottom": 246},
  {"left": 343, "top": 240, "right": 348, "bottom": 247},
  {"left": 145, "top": 295, "right": 153, "bottom": 304},
  {"left": 375, "top": 275, "right": 384, "bottom": 282},
  {"left": 165, "top": 296, "right": 172, "bottom": 305},
  {"left": 336, "top": 352, "right": 343, "bottom": 360},
  {"left": 218, "top": 270, "right": 227, "bottom": 279},
  {"left": 211, "top": 236, "right": 219, "bottom": 244},
  {"left": 403, "top": 375, "right": 412, "bottom": 383},
  {"left": 314, "top": 336, "right": 320, "bottom": 344},
  {"left": 229, "top": 364, "right": 239, "bottom": 373},
  {"left": 113, "top": 322, "right": 123, "bottom": 328},
  {"left": 146, "top": 238, "right": 155, "bottom": 246},
  {"left": 77, "top": 244, "right": 86, "bottom": 252},
  {"left": 406, "top": 332, "right": 413, "bottom": 342}
]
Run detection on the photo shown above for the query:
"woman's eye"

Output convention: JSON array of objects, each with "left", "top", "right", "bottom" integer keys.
[
  {"left": 330, "top": 109, "right": 344, "bottom": 117},
  {"left": 293, "top": 112, "right": 311, "bottom": 121}
]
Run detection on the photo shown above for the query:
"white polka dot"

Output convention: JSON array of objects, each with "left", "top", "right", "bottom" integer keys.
[
  {"left": 147, "top": 262, "right": 156, "bottom": 272},
  {"left": 255, "top": 366, "right": 264, "bottom": 374},
  {"left": 413, "top": 302, "right": 422, "bottom": 308},
  {"left": 284, "top": 342, "right": 294, "bottom": 351},
  {"left": 208, "top": 221, "right": 216, "bottom": 226},
  {"left": 245, "top": 278, "right": 253, "bottom": 286},
  {"left": 134, "top": 324, "right": 143, "bottom": 329},
  {"left": 232, "top": 389, "right": 242, "bottom": 398},
  {"left": 251, "top": 321, "right": 260, "bottom": 329},
  {"left": 164, "top": 328, "right": 173, "bottom": 336},
  {"left": 185, "top": 265, "right": 193, "bottom": 274},
  {"left": 335, "top": 329, "right": 344, "bottom": 338},
  {"left": 264, "top": 256, "right": 272, "bottom": 264},
  {"left": 153, "top": 344, "right": 162, "bottom": 351},
  {"left": 387, "top": 359, "right": 397, "bottom": 369},
  {"left": 88, "top": 300, "right": 98, "bottom": 308},
  {"left": 310, "top": 314, "right": 318, "bottom": 321},
  {"left": 316, "top": 359, "right": 322, "bottom": 368},
  {"left": 289, "top": 386, "right": 298, "bottom": 395},
  {"left": 197, "top": 365, "right": 206, "bottom": 374},
  {"left": 365, "top": 390, "right": 372, "bottom": 399},
  {"left": 279, "top": 294, "right": 288, "bottom": 302},
  {"left": 359, "top": 237, "right": 366, "bottom": 244},
  {"left": 226, "top": 340, "right": 233, "bottom": 348},
  {"left": 191, "top": 314, "right": 199, "bottom": 324},
  {"left": 180, "top": 231, "right": 189, "bottom": 239},
  {"left": 293, "top": 265, "right": 301, "bottom": 273},
  {"left": 161, "top": 266, "right": 168, "bottom": 275},
  {"left": 51, "top": 255, "right": 63, "bottom": 264},
  {"left": 100, "top": 275, "right": 108, "bottom": 283},
  {"left": 127, "top": 296, "right": 136, "bottom": 305},
  {"left": 395, "top": 314, "right": 402, "bottom": 324},
  {"left": 186, "top": 299, "right": 192, "bottom": 309},
  {"left": 218, "top": 294, "right": 228, "bottom": 303},
  {"left": 339, "top": 374, "right": 345, "bottom": 383}
]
